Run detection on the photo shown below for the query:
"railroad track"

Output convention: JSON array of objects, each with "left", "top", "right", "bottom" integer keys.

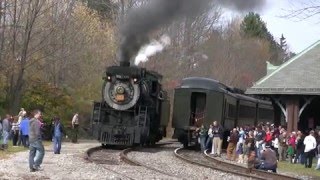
[
  {"left": 86, "top": 142, "right": 179, "bottom": 179},
  {"left": 85, "top": 146, "right": 135, "bottom": 180},
  {"left": 174, "top": 147, "right": 263, "bottom": 180},
  {"left": 120, "top": 146, "right": 179, "bottom": 178},
  {"left": 203, "top": 150, "right": 300, "bottom": 180}
]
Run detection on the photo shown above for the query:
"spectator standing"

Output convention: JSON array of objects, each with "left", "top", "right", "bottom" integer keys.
[
  {"left": 11, "top": 118, "right": 20, "bottom": 146},
  {"left": 71, "top": 113, "right": 79, "bottom": 143},
  {"left": 20, "top": 114, "right": 30, "bottom": 148},
  {"left": 17, "top": 108, "right": 26, "bottom": 146},
  {"left": 52, "top": 117, "right": 65, "bottom": 154},
  {"left": 0, "top": 117, "right": 2, "bottom": 150},
  {"left": 287, "top": 132, "right": 296, "bottom": 163},
  {"left": 29, "top": 110, "right": 45, "bottom": 172},
  {"left": 227, "top": 128, "right": 238, "bottom": 161},
  {"left": 206, "top": 124, "right": 213, "bottom": 150},
  {"left": 294, "top": 131, "right": 305, "bottom": 164},
  {"left": 278, "top": 131, "right": 288, "bottom": 161},
  {"left": 211, "top": 121, "right": 223, "bottom": 156},
  {"left": 244, "top": 131, "right": 255, "bottom": 163},
  {"left": 264, "top": 127, "right": 273, "bottom": 146},
  {"left": 255, "top": 126, "right": 266, "bottom": 160},
  {"left": 197, "top": 124, "right": 207, "bottom": 152},
  {"left": 303, "top": 130, "right": 317, "bottom": 168},
  {"left": 236, "top": 127, "right": 245, "bottom": 153},
  {"left": 1, "top": 115, "right": 11, "bottom": 149},
  {"left": 315, "top": 131, "right": 320, "bottom": 170},
  {"left": 272, "top": 134, "right": 279, "bottom": 160}
]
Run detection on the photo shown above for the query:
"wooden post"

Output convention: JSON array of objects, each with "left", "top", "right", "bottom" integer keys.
[
  {"left": 285, "top": 98, "right": 299, "bottom": 133},
  {"left": 286, "top": 100, "right": 293, "bottom": 133}
]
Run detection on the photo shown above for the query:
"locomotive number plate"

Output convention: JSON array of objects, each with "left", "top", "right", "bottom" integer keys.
[{"left": 116, "top": 94, "right": 125, "bottom": 101}]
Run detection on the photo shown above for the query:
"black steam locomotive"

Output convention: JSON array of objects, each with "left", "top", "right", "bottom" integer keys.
[{"left": 91, "top": 63, "right": 170, "bottom": 146}]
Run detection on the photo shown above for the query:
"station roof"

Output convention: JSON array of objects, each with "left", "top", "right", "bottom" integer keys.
[{"left": 246, "top": 40, "right": 320, "bottom": 95}]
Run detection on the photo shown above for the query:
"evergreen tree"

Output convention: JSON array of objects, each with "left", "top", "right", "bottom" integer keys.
[
  {"left": 240, "top": 12, "right": 285, "bottom": 65},
  {"left": 240, "top": 12, "right": 270, "bottom": 40},
  {"left": 83, "top": 0, "right": 118, "bottom": 20}
]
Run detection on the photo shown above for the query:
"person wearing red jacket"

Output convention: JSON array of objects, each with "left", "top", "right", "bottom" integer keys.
[
  {"left": 288, "top": 132, "right": 297, "bottom": 163},
  {"left": 265, "top": 127, "right": 273, "bottom": 145}
]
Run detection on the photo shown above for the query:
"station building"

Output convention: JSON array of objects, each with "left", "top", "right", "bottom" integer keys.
[{"left": 246, "top": 40, "right": 320, "bottom": 133}]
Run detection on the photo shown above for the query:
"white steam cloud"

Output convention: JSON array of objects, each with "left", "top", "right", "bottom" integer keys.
[{"left": 134, "top": 34, "right": 171, "bottom": 65}]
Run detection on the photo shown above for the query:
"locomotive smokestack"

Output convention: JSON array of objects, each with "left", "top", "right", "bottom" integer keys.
[{"left": 119, "top": 0, "right": 210, "bottom": 66}]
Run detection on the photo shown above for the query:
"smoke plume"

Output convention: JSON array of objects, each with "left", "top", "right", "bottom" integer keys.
[
  {"left": 216, "top": 0, "right": 266, "bottom": 12},
  {"left": 119, "top": 0, "right": 210, "bottom": 65},
  {"left": 119, "top": 0, "right": 267, "bottom": 65},
  {"left": 135, "top": 34, "right": 171, "bottom": 65}
]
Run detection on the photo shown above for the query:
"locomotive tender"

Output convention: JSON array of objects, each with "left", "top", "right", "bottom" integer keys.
[
  {"left": 172, "top": 77, "right": 274, "bottom": 147},
  {"left": 91, "top": 62, "right": 170, "bottom": 146}
]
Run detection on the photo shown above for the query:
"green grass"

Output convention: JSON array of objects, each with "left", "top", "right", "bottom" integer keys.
[
  {"left": 0, "top": 143, "right": 27, "bottom": 159},
  {"left": 0, "top": 140, "right": 52, "bottom": 159},
  {"left": 278, "top": 160, "right": 320, "bottom": 178}
]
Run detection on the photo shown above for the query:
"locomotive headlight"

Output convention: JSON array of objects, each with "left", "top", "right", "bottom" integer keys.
[
  {"left": 107, "top": 76, "right": 111, "bottom": 80},
  {"left": 133, "top": 78, "right": 138, "bottom": 83}
]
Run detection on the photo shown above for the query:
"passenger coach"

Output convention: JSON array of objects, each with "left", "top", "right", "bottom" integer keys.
[{"left": 171, "top": 77, "right": 274, "bottom": 147}]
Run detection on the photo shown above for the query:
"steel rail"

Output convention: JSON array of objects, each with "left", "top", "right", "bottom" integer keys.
[
  {"left": 120, "top": 147, "right": 180, "bottom": 178},
  {"left": 174, "top": 147, "right": 264, "bottom": 179},
  {"left": 204, "top": 150, "right": 300, "bottom": 180}
]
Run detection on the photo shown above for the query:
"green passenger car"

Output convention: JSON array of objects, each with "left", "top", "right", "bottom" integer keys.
[{"left": 171, "top": 77, "right": 274, "bottom": 148}]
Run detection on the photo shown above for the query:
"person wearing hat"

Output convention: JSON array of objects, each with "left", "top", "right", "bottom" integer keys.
[{"left": 259, "top": 143, "right": 278, "bottom": 173}]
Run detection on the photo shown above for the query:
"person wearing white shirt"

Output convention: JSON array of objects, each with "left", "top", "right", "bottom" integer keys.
[
  {"left": 71, "top": 113, "right": 79, "bottom": 143},
  {"left": 303, "top": 130, "right": 317, "bottom": 168}
]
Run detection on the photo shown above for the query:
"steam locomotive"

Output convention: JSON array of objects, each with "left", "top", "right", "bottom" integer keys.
[{"left": 91, "top": 62, "right": 170, "bottom": 146}]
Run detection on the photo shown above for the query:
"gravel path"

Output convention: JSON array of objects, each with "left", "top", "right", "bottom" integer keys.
[
  {"left": 128, "top": 145, "right": 250, "bottom": 180},
  {"left": 0, "top": 140, "right": 174, "bottom": 180},
  {"left": 0, "top": 140, "right": 126, "bottom": 180},
  {"left": 0, "top": 139, "right": 276, "bottom": 180}
]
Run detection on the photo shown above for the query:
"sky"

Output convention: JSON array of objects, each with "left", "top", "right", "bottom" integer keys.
[
  {"left": 260, "top": 0, "right": 320, "bottom": 53},
  {"left": 223, "top": 0, "right": 320, "bottom": 53}
]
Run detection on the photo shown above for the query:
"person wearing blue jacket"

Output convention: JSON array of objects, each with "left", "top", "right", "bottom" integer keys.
[
  {"left": 51, "top": 117, "right": 65, "bottom": 154},
  {"left": 20, "top": 115, "right": 30, "bottom": 148}
]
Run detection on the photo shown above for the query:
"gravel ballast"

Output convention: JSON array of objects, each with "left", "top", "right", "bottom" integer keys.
[{"left": 128, "top": 145, "right": 250, "bottom": 180}]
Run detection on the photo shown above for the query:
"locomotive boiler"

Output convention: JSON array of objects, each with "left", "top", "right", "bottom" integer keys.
[{"left": 91, "top": 62, "right": 170, "bottom": 146}]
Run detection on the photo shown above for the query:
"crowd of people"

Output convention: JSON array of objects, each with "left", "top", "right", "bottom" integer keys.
[
  {"left": 0, "top": 108, "right": 80, "bottom": 172},
  {"left": 197, "top": 121, "right": 320, "bottom": 172}
]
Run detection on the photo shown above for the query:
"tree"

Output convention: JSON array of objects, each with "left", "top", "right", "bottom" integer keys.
[
  {"left": 83, "top": 0, "right": 118, "bottom": 20},
  {"left": 240, "top": 12, "right": 283, "bottom": 65},
  {"left": 285, "top": 0, "right": 320, "bottom": 20},
  {"left": 240, "top": 12, "right": 269, "bottom": 39},
  {"left": 0, "top": 0, "right": 116, "bottom": 115}
]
